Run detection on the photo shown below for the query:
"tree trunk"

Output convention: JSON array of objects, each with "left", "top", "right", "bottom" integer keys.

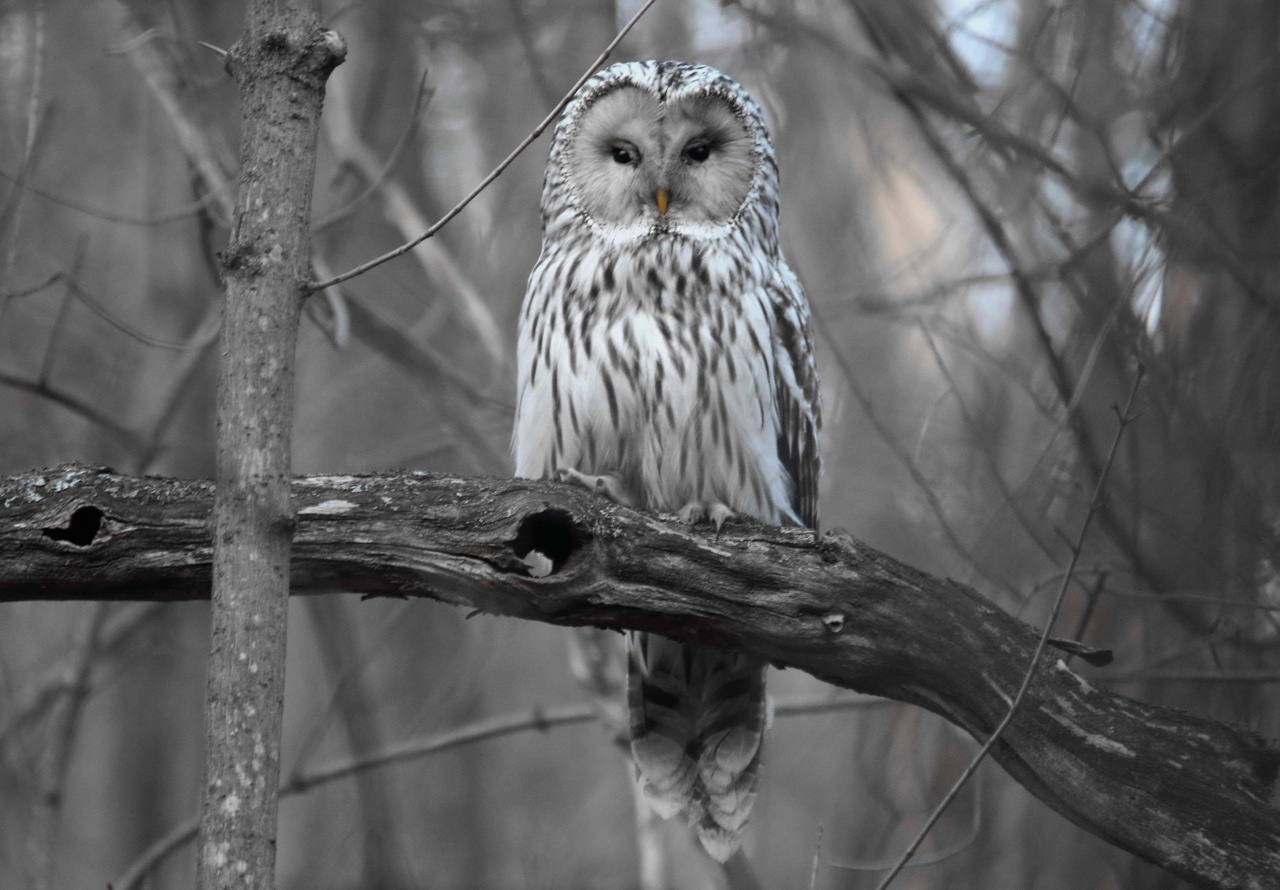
[{"left": 198, "top": 2, "right": 343, "bottom": 887}]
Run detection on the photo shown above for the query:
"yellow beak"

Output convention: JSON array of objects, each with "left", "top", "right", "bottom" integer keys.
[{"left": 655, "top": 187, "right": 669, "bottom": 216}]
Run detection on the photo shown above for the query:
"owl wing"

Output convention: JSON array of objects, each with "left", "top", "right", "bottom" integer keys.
[{"left": 769, "top": 261, "right": 821, "bottom": 530}]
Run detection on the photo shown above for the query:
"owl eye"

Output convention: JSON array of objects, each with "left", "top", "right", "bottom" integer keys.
[
  {"left": 684, "top": 141, "right": 712, "bottom": 163},
  {"left": 609, "top": 142, "right": 640, "bottom": 166}
]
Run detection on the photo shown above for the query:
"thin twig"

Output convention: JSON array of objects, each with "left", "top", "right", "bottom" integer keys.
[
  {"left": 0, "top": 0, "right": 47, "bottom": 308},
  {"left": 825, "top": 775, "right": 983, "bottom": 872},
  {"left": 1096, "top": 670, "right": 1280, "bottom": 684},
  {"left": 0, "top": 372, "right": 143, "bottom": 449},
  {"left": 504, "top": 0, "right": 560, "bottom": 108},
  {"left": 1067, "top": 571, "right": 1107, "bottom": 665},
  {"left": 873, "top": 366, "right": 1144, "bottom": 890},
  {"left": 7, "top": 265, "right": 192, "bottom": 350},
  {"left": 917, "top": 322, "right": 1058, "bottom": 563},
  {"left": 36, "top": 239, "right": 85, "bottom": 387},
  {"left": 312, "top": 67, "right": 434, "bottom": 234},
  {"left": 0, "top": 272, "right": 60, "bottom": 301},
  {"left": 1100, "top": 588, "right": 1280, "bottom": 613},
  {"left": 307, "top": 0, "right": 661, "bottom": 293},
  {"left": 111, "top": 1, "right": 238, "bottom": 475},
  {"left": 133, "top": 307, "right": 222, "bottom": 473},
  {"left": 0, "top": 604, "right": 162, "bottom": 747},
  {"left": 33, "top": 602, "right": 110, "bottom": 890},
  {"left": 321, "top": 67, "right": 504, "bottom": 361},
  {"left": 816, "top": 309, "right": 1021, "bottom": 598},
  {"left": 808, "top": 825, "right": 824, "bottom": 890},
  {"left": 114, "top": 0, "right": 236, "bottom": 225},
  {"left": 110, "top": 692, "right": 885, "bottom": 890},
  {"left": 0, "top": 165, "right": 221, "bottom": 226},
  {"left": 303, "top": 599, "right": 409, "bottom": 886},
  {"left": 312, "top": 258, "right": 510, "bottom": 472}
]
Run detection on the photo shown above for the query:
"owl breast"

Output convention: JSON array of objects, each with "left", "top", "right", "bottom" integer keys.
[{"left": 514, "top": 234, "right": 795, "bottom": 525}]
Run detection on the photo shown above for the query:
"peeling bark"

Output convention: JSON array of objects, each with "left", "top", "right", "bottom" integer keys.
[{"left": 2, "top": 465, "right": 1278, "bottom": 889}]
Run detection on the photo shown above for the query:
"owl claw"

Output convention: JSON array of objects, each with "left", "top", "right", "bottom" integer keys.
[
  {"left": 555, "top": 467, "right": 633, "bottom": 507},
  {"left": 676, "top": 501, "right": 734, "bottom": 541}
]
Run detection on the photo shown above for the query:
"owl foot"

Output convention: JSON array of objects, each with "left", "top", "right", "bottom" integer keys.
[
  {"left": 676, "top": 500, "right": 734, "bottom": 541},
  {"left": 555, "top": 467, "right": 634, "bottom": 507}
]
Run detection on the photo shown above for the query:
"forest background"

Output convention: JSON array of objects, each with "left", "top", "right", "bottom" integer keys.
[{"left": 2, "top": 1, "right": 1278, "bottom": 888}]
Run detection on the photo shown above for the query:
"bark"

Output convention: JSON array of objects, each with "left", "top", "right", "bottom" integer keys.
[
  {"left": 202, "top": 2, "right": 344, "bottom": 888},
  {"left": 2, "top": 465, "right": 1278, "bottom": 889}
]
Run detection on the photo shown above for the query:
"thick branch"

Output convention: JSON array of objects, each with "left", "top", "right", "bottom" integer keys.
[{"left": 3, "top": 465, "right": 1279, "bottom": 889}]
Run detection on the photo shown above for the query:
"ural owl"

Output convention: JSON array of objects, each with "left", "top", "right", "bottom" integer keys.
[{"left": 514, "top": 60, "right": 820, "bottom": 861}]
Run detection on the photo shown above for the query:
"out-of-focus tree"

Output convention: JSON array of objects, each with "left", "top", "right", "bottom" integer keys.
[{"left": 1, "top": 1, "right": 1276, "bottom": 888}]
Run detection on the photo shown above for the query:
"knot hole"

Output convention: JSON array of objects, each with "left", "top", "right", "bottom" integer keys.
[
  {"left": 43, "top": 505, "right": 105, "bottom": 547},
  {"left": 511, "top": 508, "right": 586, "bottom": 576}
]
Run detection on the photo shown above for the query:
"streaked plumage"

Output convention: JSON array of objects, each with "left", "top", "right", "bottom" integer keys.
[{"left": 513, "top": 60, "right": 820, "bottom": 861}]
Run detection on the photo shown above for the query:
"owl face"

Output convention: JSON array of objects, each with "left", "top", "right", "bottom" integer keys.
[
  {"left": 551, "top": 63, "right": 772, "bottom": 241},
  {"left": 565, "top": 86, "right": 757, "bottom": 229}
]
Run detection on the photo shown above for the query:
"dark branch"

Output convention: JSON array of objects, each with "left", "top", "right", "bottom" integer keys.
[{"left": 1, "top": 464, "right": 1278, "bottom": 888}]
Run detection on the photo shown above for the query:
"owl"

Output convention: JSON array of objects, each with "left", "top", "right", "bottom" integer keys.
[{"left": 513, "top": 60, "right": 820, "bottom": 862}]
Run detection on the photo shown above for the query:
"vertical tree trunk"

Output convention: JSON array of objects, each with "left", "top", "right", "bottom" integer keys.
[{"left": 196, "top": 3, "right": 343, "bottom": 888}]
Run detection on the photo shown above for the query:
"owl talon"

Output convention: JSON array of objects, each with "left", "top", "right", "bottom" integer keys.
[
  {"left": 676, "top": 501, "right": 734, "bottom": 540},
  {"left": 555, "top": 467, "right": 633, "bottom": 507}
]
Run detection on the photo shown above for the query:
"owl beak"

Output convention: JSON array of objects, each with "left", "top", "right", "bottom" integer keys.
[{"left": 655, "top": 187, "right": 669, "bottom": 216}]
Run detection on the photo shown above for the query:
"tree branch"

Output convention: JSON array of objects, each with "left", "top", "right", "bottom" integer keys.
[{"left": 1, "top": 464, "right": 1277, "bottom": 887}]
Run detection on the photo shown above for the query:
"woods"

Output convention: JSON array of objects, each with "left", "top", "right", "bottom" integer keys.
[{"left": 3, "top": 1, "right": 1280, "bottom": 889}]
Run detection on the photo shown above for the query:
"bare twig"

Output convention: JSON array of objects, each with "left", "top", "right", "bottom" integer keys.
[
  {"left": 111, "top": 693, "right": 884, "bottom": 890},
  {"left": 911, "top": 109, "right": 1101, "bottom": 475},
  {"left": 312, "top": 67, "right": 434, "bottom": 233},
  {"left": 109, "top": 1, "right": 237, "bottom": 475},
  {"left": 0, "top": 272, "right": 60, "bottom": 301},
  {"left": 816, "top": 310, "right": 1021, "bottom": 598},
  {"left": 808, "top": 825, "right": 824, "bottom": 890},
  {"left": 1099, "top": 588, "right": 1280, "bottom": 613},
  {"left": 307, "top": 0, "right": 661, "bottom": 293},
  {"left": 314, "top": 258, "right": 509, "bottom": 472},
  {"left": 0, "top": 372, "right": 143, "bottom": 449},
  {"left": 35, "top": 239, "right": 84, "bottom": 387},
  {"left": 503, "top": 0, "right": 559, "bottom": 107},
  {"left": 1067, "top": 572, "right": 1108, "bottom": 664},
  {"left": 322, "top": 67, "right": 504, "bottom": 362},
  {"left": 824, "top": 775, "right": 982, "bottom": 872},
  {"left": 111, "top": 0, "right": 236, "bottom": 226},
  {"left": 0, "top": 165, "right": 221, "bottom": 226},
  {"left": 873, "top": 366, "right": 1144, "bottom": 889},
  {"left": 32, "top": 602, "right": 110, "bottom": 890},
  {"left": 133, "top": 306, "right": 222, "bottom": 473},
  {"left": 1097, "top": 670, "right": 1280, "bottom": 684},
  {"left": 0, "top": 604, "right": 162, "bottom": 748},
  {"left": 302, "top": 598, "right": 411, "bottom": 886},
  {"left": 0, "top": 0, "right": 47, "bottom": 311},
  {"left": 6, "top": 262, "right": 196, "bottom": 354},
  {"left": 917, "top": 322, "right": 1058, "bottom": 563}
]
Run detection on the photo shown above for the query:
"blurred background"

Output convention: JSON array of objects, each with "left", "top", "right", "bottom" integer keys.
[{"left": 2, "top": 0, "right": 1279, "bottom": 887}]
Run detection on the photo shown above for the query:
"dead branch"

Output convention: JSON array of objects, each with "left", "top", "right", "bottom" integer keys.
[{"left": 1, "top": 464, "right": 1277, "bottom": 889}]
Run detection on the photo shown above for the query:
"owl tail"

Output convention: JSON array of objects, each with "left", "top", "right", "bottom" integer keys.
[{"left": 626, "top": 631, "right": 767, "bottom": 862}]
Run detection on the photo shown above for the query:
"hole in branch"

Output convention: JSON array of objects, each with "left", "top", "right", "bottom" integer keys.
[
  {"left": 43, "top": 505, "right": 105, "bottom": 547},
  {"left": 511, "top": 508, "right": 585, "bottom": 576}
]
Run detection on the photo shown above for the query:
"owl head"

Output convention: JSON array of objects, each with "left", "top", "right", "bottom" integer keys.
[{"left": 543, "top": 61, "right": 779, "bottom": 246}]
